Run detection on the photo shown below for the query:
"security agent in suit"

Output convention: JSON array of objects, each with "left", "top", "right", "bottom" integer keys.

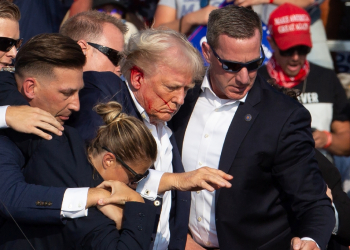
[
  {"left": 169, "top": 5, "right": 335, "bottom": 250},
  {"left": 0, "top": 33, "right": 157, "bottom": 250}
]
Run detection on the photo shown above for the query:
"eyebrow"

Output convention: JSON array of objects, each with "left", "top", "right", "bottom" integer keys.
[{"left": 59, "top": 88, "right": 78, "bottom": 96}]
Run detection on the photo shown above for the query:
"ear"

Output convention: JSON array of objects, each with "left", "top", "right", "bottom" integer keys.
[
  {"left": 77, "top": 39, "right": 88, "bottom": 56},
  {"left": 267, "top": 37, "right": 277, "bottom": 52},
  {"left": 102, "top": 152, "right": 116, "bottom": 170},
  {"left": 21, "top": 77, "right": 37, "bottom": 101},
  {"left": 129, "top": 66, "right": 144, "bottom": 90},
  {"left": 202, "top": 42, "right": 211, "bottom": 64}
]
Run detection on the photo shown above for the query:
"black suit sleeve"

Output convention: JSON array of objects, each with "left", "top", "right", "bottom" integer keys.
[
  {"left": 271, "top": 107, "right": 335, "bottom": 249},
  {"left": 0, "top": 71, "right": 28, "bottom": 106},
  {"left": 315, "top": 149, "right": 350, "bottom": 246},
  {"left": 64, "top": 203, "right": 157, "bottom": 250},
  {"left": 0, "top": 136, "right": 66, "bottom": 224}
]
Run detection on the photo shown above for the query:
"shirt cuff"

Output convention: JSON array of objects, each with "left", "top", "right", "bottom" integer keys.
[
  {"left": 300, "top": 238, "right": 319, "bottom": 249},
  {"left": 136, "top": 169, "right": 164, "bottom": 201},
  {"left": 0, "top": 105, "right": 9, "bottom": 128},
  {"left": 332, "top": 203, "right": 339, "bottom": 235},
  {"left": 61, "top": 187, "right": 89, "bottom": 218}
]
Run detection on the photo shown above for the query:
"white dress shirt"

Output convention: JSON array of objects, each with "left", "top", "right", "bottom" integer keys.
[
  {"left": 127, "top": 82, "right": 173, "bottom": 250},
  {"left": 0, "top": 105, "right": 8, "bottom": 128},
  {"left": 182, "top": 74, "right": 245, "bottom": 248},
  {"left": 182, "top": 74, "right": 321, "bottom": 248}
]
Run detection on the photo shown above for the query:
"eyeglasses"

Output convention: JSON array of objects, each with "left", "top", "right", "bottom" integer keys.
[
  {"left": 102, "top": 146, "right": 149, "bottom": 183},
  {"left": 210, "top": 45, "right": 265, "bottom": 73},
  {"left": 87, "top": 42, "right": 122, "bottom": 66},
  {"left": 279, "top": 45, "right": 311, "bottom": 57},
  {"left": 0, "top": 37, "right": 23, "bottom": 52}
]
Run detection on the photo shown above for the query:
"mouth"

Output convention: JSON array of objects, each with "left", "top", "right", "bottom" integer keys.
[
  {"left": 57, "top": 115, "right": 70, "bottom": 121},
  {"left": 0, "top": 62, "right": 11, "bottom": 68}
]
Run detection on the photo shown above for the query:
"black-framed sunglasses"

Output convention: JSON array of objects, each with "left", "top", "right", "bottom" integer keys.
[
  {"left": 210, "top": 45, "right": 265, "bottom": 73},
  {"left": 279, "top": 45, "right": 311, "bottom": 57},
  {"left": 0, "top": 37, "right": 23, "bottom": 52},
  {"left": 102, "top": 146, "right": 149, "bottom": 183},
  {"left": 87, "top": 42, "right": 122, "bottom": 66}
]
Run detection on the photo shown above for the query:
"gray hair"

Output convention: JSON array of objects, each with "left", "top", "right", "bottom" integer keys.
[
  {"left": 121, "top": 28, "right": 204, "bottom": 83},
  {"left": 60, "top": 10, "right": 127, "bottom": 42},
  {"left": 207, "top": 5, "right": 262, "bottom": 49}
]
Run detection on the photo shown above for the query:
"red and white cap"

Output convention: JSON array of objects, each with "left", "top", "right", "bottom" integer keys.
[{"left": 268, "top": 3, "right": 312, "bottom": 50}]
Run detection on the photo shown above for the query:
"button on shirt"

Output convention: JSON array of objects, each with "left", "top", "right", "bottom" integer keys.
[
  {"left": 127, "top": 82, "right": 173, "bottom": 250},
  {"left": 182, "top": 74, "right": 246, "bottom": 248}
]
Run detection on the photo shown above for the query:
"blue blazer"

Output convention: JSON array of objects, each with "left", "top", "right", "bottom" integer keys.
[
  {"left": 0, "top": 72, "right": 157, "bottom": 250},
  {"left": 67, "top": 71, "right": 191, "bottom": 250},
  {"left": 169, "top": 74, "right": 335, "bottom": 250}
]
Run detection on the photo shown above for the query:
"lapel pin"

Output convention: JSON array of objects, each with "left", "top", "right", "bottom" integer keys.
[{"left": 245, "top": 114, "right": 252, "bottom": 121}]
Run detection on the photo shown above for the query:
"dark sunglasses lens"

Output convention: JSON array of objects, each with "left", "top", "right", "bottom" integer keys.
[
  {"left": 16, "top": 39, "right": 23, "bottom": 49},
  {"left": 0, "top": 38, "right": 14, "bottom": 52},
  {"left": 107, "top": 50, "right": 122, "bottom": 66},
  {"left": 280, "top": 46, "right": 310, "bottom": 56},
  {"left": 132, "top": 170, "right": 149, "bottom": 183},
  {"left": 246, "top": 59, "right": 264, "bottom": 71},
  {"left": 222, "top": 61, "right": 242, "bottom": 72}
]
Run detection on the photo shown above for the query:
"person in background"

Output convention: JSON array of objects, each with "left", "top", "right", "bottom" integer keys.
[
  {"left": 258, "top": 3, "right": 350, "bottom": 159},
  {"left": 92, "top": 0, "right": 138, "bottom": 43},
  {"left": 153, "top": 0, "right": 222, "bottom": 35}
]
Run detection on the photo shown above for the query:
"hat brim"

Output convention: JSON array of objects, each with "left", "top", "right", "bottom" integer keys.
[{"left": 274, "top": 33, "right": 312, "bottom": 50}]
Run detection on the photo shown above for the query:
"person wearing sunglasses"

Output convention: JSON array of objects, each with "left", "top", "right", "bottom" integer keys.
[
  {"left": 259, "top": 4, "right": 350, "bottom": 159},
  {"left": 170, "top": 5, "right": 335, "bottom": 250}
]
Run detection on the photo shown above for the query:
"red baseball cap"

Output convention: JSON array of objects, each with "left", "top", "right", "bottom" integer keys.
[{"left": 268, "top": 3, "right": 312, "bottom": 50}]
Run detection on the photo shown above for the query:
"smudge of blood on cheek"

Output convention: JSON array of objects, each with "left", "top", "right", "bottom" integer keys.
[{"left": 156, "top": 94, "right": 175, "bottom": 112}]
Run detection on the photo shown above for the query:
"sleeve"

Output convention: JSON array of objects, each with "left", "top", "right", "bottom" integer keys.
[
  {"left": 61, "top": 187, "right": 89, "bottom": 218},
  {"left": 157, "top": 0, "right": 176, "bottom": 9},
  {"left": 136, "top": 169, "right": 164, "bottom": 200},
  {"left": 271, "top": 106, "right": 335, "bottom": 250},
  {"left": 64, "top": 203, "right": 157, "bottom": 250},
  {"left": 0, "top": 71, "right": 29, "bottom": 106},
  {"left": 0, "top": 105, "right": 8, "bottom": 128},
  {"left": 331, "top": 71, "right": 349, "bottom": 122},
  {"left": 0, "top": 136, "right": 66, "bottom": 224}
]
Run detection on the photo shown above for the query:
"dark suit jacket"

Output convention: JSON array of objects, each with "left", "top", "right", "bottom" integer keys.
[
  {"left": 315, "top": 150, "right": 350, "bottom": 249},
  {"left": 67, "top": 71, "right": 191, "bottom": 250},
  {"left": 0, "top": 72, "right": 157, "bottom": 250},
  {"left": 169, "top": 74, "right": 335, "bottom": 250}
]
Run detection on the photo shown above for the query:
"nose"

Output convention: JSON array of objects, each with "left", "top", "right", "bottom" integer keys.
[
  {"left": 236, "top": 67, "right": 250, "bottom": 85},
  {"left": 69, "top": 92, "right": 80, "bottom": 112},
  {"left": 174, "top": 88, "right": 186, "bottom": 106},
  {"left": 291, "top": 50, "right": 300, "bottom": 61}
]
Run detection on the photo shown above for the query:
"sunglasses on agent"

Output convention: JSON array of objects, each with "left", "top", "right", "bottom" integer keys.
[
  {"left": 87, "top": 42, "right": 123, "bottom": 66},
  {"left": 0, "top": 37, "right": 23, "bottom": 52},
  {"left": 102, "top": 146, "right": 149, "bottom": 184},
  {"left": 210, "top": 45, "right": 265, "bottom": 73}
]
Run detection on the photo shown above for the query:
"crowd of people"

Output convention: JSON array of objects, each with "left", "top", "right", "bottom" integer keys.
[{"left": 0, "top": 0, "right": 350, "bottom": 250}]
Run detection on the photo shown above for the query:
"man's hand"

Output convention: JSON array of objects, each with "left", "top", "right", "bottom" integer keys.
[
  {"left": 96, "top": 180, "right": 144, "bottom": 205},
  {"left": 313, "top": 130, "right": 329, "bottom": 149},
  {"left": 291, "top": 238, "right": 320, "bottom": 250},
  {"left": 185, "top": 233, "right": 205, "bottom": 250},
  {"left": 326, "top": 185, "right": 333, "bottom": 203},
  {"left": 159, "top": 167, "right": 233, "bottom": 193},
  {"left": 98, "top": 204, "right": 124, "bottom": 230},
  {"left": 5, "top": 106, "right": 63, "bottom": 140}
]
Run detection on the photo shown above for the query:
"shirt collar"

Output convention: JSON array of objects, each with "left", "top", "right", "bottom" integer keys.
[
  {"left": 201, "top": 72, "right": 248, "bottom": 103},
  {"left": 126, "top": 80, "right": 151, "bottom": 123}
]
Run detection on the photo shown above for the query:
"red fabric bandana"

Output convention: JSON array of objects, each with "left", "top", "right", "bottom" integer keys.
[{"left": 266, "top": 56, "right": 310, "bottom": 88}]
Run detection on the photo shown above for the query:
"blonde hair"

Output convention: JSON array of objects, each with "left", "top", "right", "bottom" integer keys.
[
  {"left": 88, "top": 101, "right": 157, "bottom": 163},
  {"left": 121, "top": 28, "right": 204, "bottom": 83},
  {"left": 0, "top": 0, "right": 20, "bottom": 21}
]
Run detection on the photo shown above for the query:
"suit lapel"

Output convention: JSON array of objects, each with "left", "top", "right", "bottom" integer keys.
[{"left": 215, "top": 78, "right": 262, "bottom": 204}]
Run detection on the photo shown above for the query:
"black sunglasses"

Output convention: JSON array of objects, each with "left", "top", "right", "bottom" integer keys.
[
  {"left": 279, "top": 45, "right": 311, "bottom": 57},
  {"left": 102, "top": 146, "right": 149, "bottom": 183},
  {"left": 210, "top": 45, "right": 265, "bottom": 73},
  {"left": 87, "top": 42, "right": 122, "bottom": 66},
  {"left": 0, "top": 37, "right": 23, "bottom": 52}
]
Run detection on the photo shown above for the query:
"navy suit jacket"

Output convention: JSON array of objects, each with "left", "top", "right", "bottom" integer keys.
[
  {"left": 67, "top": 71, "right": 191, "bottom": 250},
  {"left": 0, "top": 72, "right": 157, "bottom": 250},
  {"left": 169, "top": 74, "right": 335, "bottom": 250}
]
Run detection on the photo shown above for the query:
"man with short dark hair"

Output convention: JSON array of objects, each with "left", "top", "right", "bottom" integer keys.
[
  {"left": 170, "top": 5, "right": 335, "bottom": 250},
  {"left": 258, "top": 3, "right": 350, "bottom": 159}
]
